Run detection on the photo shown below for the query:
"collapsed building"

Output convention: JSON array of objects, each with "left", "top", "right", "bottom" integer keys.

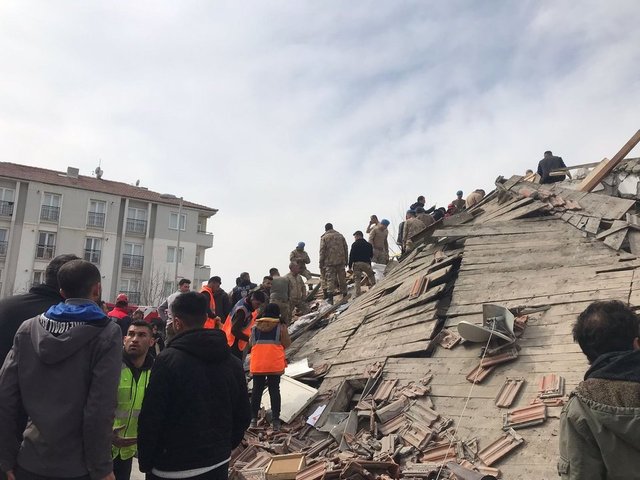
[{"left": 232, "top": 131, "right": 640, "bottom": 480}]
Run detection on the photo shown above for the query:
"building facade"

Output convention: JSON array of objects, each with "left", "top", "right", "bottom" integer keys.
[{"left": 0, "top": 162, "right": 216, "bottom": 304}]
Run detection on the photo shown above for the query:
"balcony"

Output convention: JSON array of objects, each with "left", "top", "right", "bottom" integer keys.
[
  {"left": 36, "top": 244, "right": 56, "bottom": 260},
  {"left": 84, "top": 249, "right": 101, "bottom": 265},
  {"left": 0, "top": 201, "right": 13, "bottom": 217},
  {"left": 126, "top": 218, "right": 147, "bottom": 236},
  {"left": 0, "top": 241, "right": 7, "bottom": 256},
  {"left": 196, "top": 228, "right": 214, "bottom": 248},
  {"left": 40, "top": 205, "right": 60, "bottom": 223},
  {"left": 122, "top": 254, "right": 144, "bottom": 271},
  {"left": 119, "top": 291, "right": 141, "bottom": 304},
  {"left": 87, "top": 211, "right": 105, "bottom": 229}
]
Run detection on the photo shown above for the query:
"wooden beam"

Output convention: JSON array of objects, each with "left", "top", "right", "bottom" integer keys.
[
  {"left": 578, "top": 129, "right": 640, "bottom": 192},
  {"left": 549, "top": 161, "right": 601, "bottom": 176}
]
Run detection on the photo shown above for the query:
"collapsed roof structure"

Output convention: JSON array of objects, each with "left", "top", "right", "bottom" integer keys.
[{"left": 233, "top": 130, "right": 640, "bottom": 480}]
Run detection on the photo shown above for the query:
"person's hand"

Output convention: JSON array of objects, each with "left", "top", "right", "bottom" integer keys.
[
  {"left": 6, "top": 470, "right": 15, "bottom": 480},
  {"left": 112, "top": 426, "right": 137, "bottom": 448}
]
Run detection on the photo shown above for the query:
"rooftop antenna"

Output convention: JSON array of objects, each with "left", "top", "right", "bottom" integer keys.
[
  {"left": 94, "top": 159, "right": 103, "bottom": 180},
  {"left": 135, "top": 179, "right": 140, "bottom": 187}
]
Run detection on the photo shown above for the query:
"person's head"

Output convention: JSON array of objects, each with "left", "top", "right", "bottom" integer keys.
[
  {"left": 235, "top": 277, "right": 241, "bottom": 286},
  {"left": 150, "top": 318, "right": 163, "bottom": 335},
  {"left": 289, "top": 261, "right": 301, "bottom": 275},
  {"left": 456, "top": 190, "right": 463, "bottom": 198},
  {"left": 477, "top": 189, "right": 486, "bottom": 196},
  {"left": 380, "top": 219, "right": 390, "bottom": 229},
  {"left": 262, "top": 276, "right": 273, "bottom": 289},
  {"left": 208, "top": 276, "right": 222, "bottom": 291},
  {"left": 296, "top": 241, "right": 305, "bottom": 251},
  {"left": 406, "top": 209, "right": 416, "bottom": 219},
  {"left": 132, "top": 310, "right": 144, "bottom": 321},
  {"left": 239, "top": 272, "right": 251, "bottom": 285},
  {"left": 115, "top": 293, "right": 128, "bottom": 307},
  {"left": 325, "top": 223, "right": 333, "bottom": 232},
  {"left": 573, "top": 300, "right": 640, "bottom": 363},
  {"left": 353, "top": 230, "right": 364, "bottom": 240},
  {"left": 124, "top": 321, "right": 154, "bottom": 359},
  {"left": 263, "top": 303, "right": 281, "bottom": 320},
  {"left": 544, "top": 150, "right": 553, "bottom": 158},
  {"left": 45, "top": 254, "right": 80, "bottom": 290},
  {"left": 172, "top": 292, "right": 208, "bottom": 333},
  {"left": 269, "top": 268, "right": 280, "bottom": 278},
  {"left": 178, "top": 278, "right": 191, "bottom": 293},
  {"left": 417, "top": 196, "right": 425, "bottom": 204},
  {"left": 370, "top": 215, "right": 379, "bottom": 223},
  {"left": 250, "top": 291, "right": 267, "bottom": 310},
  {"left": 57, "top": 260, "right": 102, "bottom": 302},
  {"left": 525, "top": 169, "right": 534, "bottom": 175}
]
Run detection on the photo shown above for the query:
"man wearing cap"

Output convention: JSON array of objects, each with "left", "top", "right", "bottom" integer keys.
[
  {"left": 349, "top": 231, "right": 376, "bottom": 297},
  {"left": 110, "top": 294, "right": 133, "bottom": 338},
  {"left": 368, "top": 219, "right": 390, "bottom": 265},
  {"left": 289, "top": 242, "right": 312, "bottom": 280},
  {"left": 452, "top": 190, "right": 466, "bottom": 212}
]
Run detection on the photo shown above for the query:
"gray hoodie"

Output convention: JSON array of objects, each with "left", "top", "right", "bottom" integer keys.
[{"left": 0, "top": 300, "right": 121, "bottom": 479}]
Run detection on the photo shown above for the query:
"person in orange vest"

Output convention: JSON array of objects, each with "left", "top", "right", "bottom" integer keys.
[
  {"left": 249, "top": 303, "right": 291, "bottom": 431},
  {"left": 222, "top": 291, "right": 267, "bottom": 359},
  {"left": 200, "top": 277, "right": 222, "bottom": 329}
]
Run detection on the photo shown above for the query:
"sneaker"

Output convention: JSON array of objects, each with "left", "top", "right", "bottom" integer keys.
[
  {"left": 272, "top": 418, "right": 281, "bottom": 431},
  {"left": 249, "top": 418, "right": 258, "bottom": 428}
]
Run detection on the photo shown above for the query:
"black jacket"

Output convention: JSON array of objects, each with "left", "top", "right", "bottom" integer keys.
[
  {"left": 213, "top": 289, "right": 232, "bottom": 321},
  {"left": 137, "top": 328, "right": 250, "bottom": 473},
  {"left": 349, "top": 238, "right": 374, "bottom": 269},
  {"left": 0, "top": 284, "right": 63, "bottom": 365},
  {"left": 537, "top": 155, "right": 567, "bottom": 184}
]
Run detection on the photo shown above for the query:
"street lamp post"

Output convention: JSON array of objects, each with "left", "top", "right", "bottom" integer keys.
[{"left": 161, "top": 194, "right": 184, "bottom": 289}]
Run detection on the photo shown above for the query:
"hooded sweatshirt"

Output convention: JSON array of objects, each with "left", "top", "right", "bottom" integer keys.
[
  {"left": 137, "top": 328, "right": 251, "bottom": 475},
  {"left": 558, "top": 349, "right": 640, "bottom": 479},
  {"left": 0, "top": 299, "right": 122, "bottom": 479}
]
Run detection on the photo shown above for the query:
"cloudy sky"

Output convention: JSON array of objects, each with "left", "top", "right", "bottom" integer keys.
[{"left": 1, "top": 1, "right": 639, "bottom": 288}]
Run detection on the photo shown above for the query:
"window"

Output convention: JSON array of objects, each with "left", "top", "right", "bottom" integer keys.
[
  {"left": 197, "top": 217, "right": 207, "bottom": 233},
  {"left": 36, "top": 232, "right": 56, "bottom": 259},
  {"left": 169, "top": 212, "right": 186, "bottom": 231},
  {"left": 87, "top": 200, "right": 106, "bottom": 228},
  {"left": 163, "top": 281, "right": 174, "bottom": 297},
  {"left": 0, "top": 228, "right": 7, "bottom": 256},
  {"left": 40, "top": 193, "right": 61, "bottom": 222},
  {"left": 126, "top": 207, "right": 147, "bottom": 235},
  {"left": 0, "top": 188, "right": 14, "bottom": 217},
  {"left": 33, "top": 270, "right": 44, "bottom": 286},
  {"left": 119, "top": 279, "right": 141, "bottom": 304},
  {"left": 84, "top": 237, "right": 102, "bottom": 264},
  {"left": 166, "top": 246, "right": 184, "bottom": 263},
  {"left": 122, "top": 243, "right": 144, "bottom": 270}
]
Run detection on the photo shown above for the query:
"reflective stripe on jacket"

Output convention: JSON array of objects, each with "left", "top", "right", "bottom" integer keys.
[
  {"left": 222, "top": 302, "right": 257, "bottom": 351},
  {"left": 200, "top": 285, "right": 217, "bottom": 315},
  {"left": 112, "top": 362, "right": 150, "bottom": 460},
  {"left": 250, "top": 323, "right": 286, "bottom": 375}
]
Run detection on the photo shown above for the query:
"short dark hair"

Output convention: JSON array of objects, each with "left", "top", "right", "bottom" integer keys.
[
  {"left": 129, "top": 320, "right": 152, "bottom": 333},
  {"left": 269, "top": 268, "right": 279, "bottom": 276},
  {"left": 263, "top": 276, "right": 273, "bottom": 282},
  {"left": 353, "top": 231, "right": 363, "bottom": 237},
  {"left": 417, "top": 196, "right": 425, "bottom": 202},
  {"left": 263, "top": 303, "right": 281, "bottom": 318},
  {"left": 45, "top": 254, "right": 80, "bottom": 289},
  {"left": 251, "top": 291, "right": 267, "bottom": 304},
  {"left": 544, "top": 150, "right": 552, "bottom": 155},
  {"left": 57, "top": 260, "right": 101, "bottom": 299},
  {"left": 573, "top": 300, "right": 640, "bottom": 363},
  {"left": 178, "top": 278, "right": 191, "bottom": 286},
  {"left": 172, "top": 292, "right": 207, "bottom": 328},
  {"left": 325, "top": 223, "right": 333, "bottom": 231},
  {"left": 209, "top": 276, "right": 221, "bottom": 284}
]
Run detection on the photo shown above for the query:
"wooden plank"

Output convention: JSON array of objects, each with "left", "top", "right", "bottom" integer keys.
[
  {"left": 584, "top": 217, "right": 601, "bottom": 234},
  {"left": 604, "top": 227, "right": 629, "bottom": 251},
  {"left": 595, "top": 220, "right": 629, "bottom": 239},
  {"left": 578, "top": 129, "right": 640, "bottom": 192},
  {"left": 629, "top": 231, "right": 640, "bottom": 256}
]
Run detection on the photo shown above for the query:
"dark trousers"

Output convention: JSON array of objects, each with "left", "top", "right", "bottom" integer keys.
[
  {"left": 113, "top": 456, "right": 133, "bottom": 480},
  {"left": 15, "top": 466, "right": 89, "bottom": 480},
  {"left": 147, "top": 466, "right": 227, "bottom": 480},
  {"left": 251, "top": 375, "right": 281, "bottom": 420}
]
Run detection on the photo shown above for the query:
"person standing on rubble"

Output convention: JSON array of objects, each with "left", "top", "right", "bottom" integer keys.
[
  {"left": 289, "top": 242, "right": 312, "bottom": 280},
  {"left": 138, "top": 292, "right": 250, "bottom": 480},
  {"left": 403, "top": 210, "right": 427, "bottom": 253},
  {"left": 349, "top": 231, "right": 376, "bottom": 297},
  {"left": 222, "top": 291, "right": 266, "bottom": 360},
  {"left": 248, "top": 303, "right": 291, "bottom": 432},
  {"left": 319, "top": 223, "right": 349, "bottom": 304},
  {"left": 558, "top": 300, "right": 640, "bottom": 479},
  {"left": 538, "top": 150, "right": 571, "bottom": 184},
  {"left": 466, "top": 189, "right": 485, "bottom": 209},
  {"left": 365, "top": 215, "right": 379, "bottom": 234},
  {"left": 451, "top": 190, "right": 466, "bottom": 211},
  {"left": 415, "top": 206, "right": 435, "bottom": 228},
  {"left": 368, "top": 219, "right": 390, "bottom": 264},
  {"left": 285, "top": 262, "right": 308, "bottom": 320}
]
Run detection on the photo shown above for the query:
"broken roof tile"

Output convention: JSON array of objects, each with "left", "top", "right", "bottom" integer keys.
[
  {"left": 419, "top": 441, "right": 460, "bottom": 464},
  {"left": 434, "top": 328, "right": 462, "bottom": 349},
  {"left": 466, "top": 363, "right": 495, "bottom": 384},
  {"left": 538, "top": 374, "right": 565, "bottom": 399},
  {"left": 477, "top": 429, "right": 524, "bottom": 467},
  {"left": 495, "top": 377, "right": 525, "bottom": 408},
  {"left": 373, "top": 379, "right": 398, "bottom": 403},
  {"left": 503, "top": 404, "right": 547, "bottom": 430},
  {"left": 479, "top": 349, "right": 519, "bottom": 368}
]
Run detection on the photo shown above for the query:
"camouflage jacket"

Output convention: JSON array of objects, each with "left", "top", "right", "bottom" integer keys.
[
  {"left": 319, "top": 229, "right": 348, "bottom": 267},
  {"left": 285, "top": 272, "right": 306, "bottom": 303},
  {"left": 289, "top": 249, "right": 311, "bottom": 265}
]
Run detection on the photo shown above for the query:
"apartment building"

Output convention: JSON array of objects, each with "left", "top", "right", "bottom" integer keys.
[{"left": 0, "top": 162, "right": 217, "bottom": 304}]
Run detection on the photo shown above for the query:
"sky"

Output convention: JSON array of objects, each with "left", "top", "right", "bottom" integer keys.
[{"left": 1, "top": 1, "right": 640, "bottom": 288}]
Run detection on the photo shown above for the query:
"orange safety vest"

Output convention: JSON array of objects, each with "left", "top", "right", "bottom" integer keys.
[
  {"left": 250, "top": 322, "right": 286, "bottom": 375},
  {"left": 222, "top": 303, "right": 257, "bottom": 352},
  {"left": 200, "top": 285, "right": 217, "bottom": 316}
]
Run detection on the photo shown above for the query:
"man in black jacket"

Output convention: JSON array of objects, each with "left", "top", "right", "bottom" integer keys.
[
  {"left": 537, "top": 150, "right": 571, "bottom": 184},
  {"left": 138, "top": 292, "right": 250, "bottom": 480},
  {"left": 0, "top": 254, "right": 79, "bottom": 365},
  {"left": 348, "top": 231, "right": 376, "bottom": 297}
]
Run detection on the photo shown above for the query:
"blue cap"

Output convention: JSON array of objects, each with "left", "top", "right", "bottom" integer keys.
[
  {"left": 457, "top": 190, "right": 463, "bottom": 196},
  {"left": 381, "top": 219, "right": 390, "bottom": 226},
  {"left": 297, "top": 242, "right": 305, "bottom": 248}
]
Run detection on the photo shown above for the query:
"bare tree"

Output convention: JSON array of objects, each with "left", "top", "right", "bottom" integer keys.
[{"left": 139, "top": 268, "right": 171, "bottom": 306}]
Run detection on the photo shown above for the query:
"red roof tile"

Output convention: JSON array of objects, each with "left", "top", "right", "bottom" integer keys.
[{"left": 0, "top": 162, "right": 217, "bottom": 214}]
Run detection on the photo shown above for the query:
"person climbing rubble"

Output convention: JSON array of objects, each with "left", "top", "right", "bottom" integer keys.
[
  {"left": 538, "top": 150, "right": 571, "bottom": 184},
  {"left": 319, "top": 223, "right": 348, "bottom": 304},
  {"left": 289, "top": 242, "right": 312, "bottom": 280},
  {"left": 403, "top": 210, "right": 427, "bottom": 253}
]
